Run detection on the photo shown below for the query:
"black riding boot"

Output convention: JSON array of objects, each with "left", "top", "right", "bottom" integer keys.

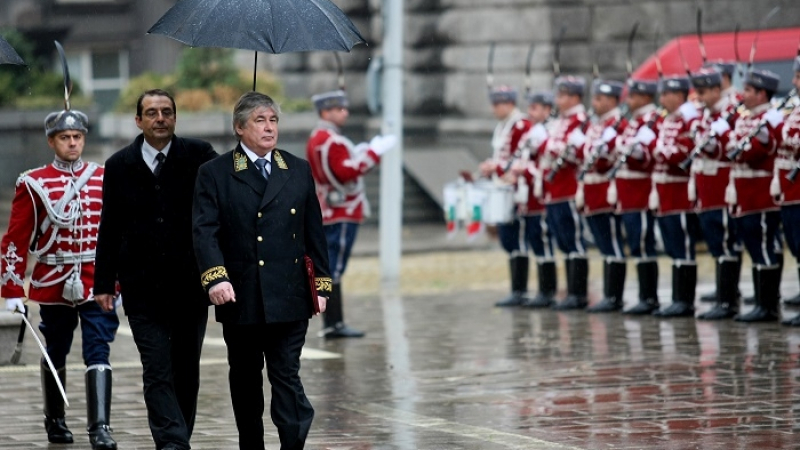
[
  {"left": 524, "top": 260, "right": 556, "bottom": 307},
  {"left": 42, "top": 361, "right": 73, "bottom": 444},
  {"left": 587, "top": 260, "right": 626, "bottom": 313},
  {"left": 86, "top": 365, "right": 116, "bottom": 449},
  {"left": 496, "top": 256, "right": 529, "bottom": 307},
  {"left": 553, "top": 256, "right": 588, "bottom": 310},
  {"left": 653, "top": 263, "right": 696, "bottom": 317},
  {"left": 699, "top": 260, "right": 720, "bottom": 303},
  {"left": 321, "top": 282, "right": 365, "bottom": 338},
  {"left": 736, "top": 266, "right": 780, "bottom": 322},
  {"left": 624, "top": 261, "right": 659, "bottom": 315},
  {"left": 698, "top": 259, "right": 739, "bottom": 320}
]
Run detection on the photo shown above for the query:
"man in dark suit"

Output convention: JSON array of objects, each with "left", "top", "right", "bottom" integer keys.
[
  {"left": 192, "top": 91, "right": 331, "bottom": 450},
  {"left": 94, "top": 89, "right": 217, "bottom": 450}
]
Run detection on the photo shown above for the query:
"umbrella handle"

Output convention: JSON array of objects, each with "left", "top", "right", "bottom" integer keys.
[{"left": 253, "top": 51, "right": 258, "bottom": 91}]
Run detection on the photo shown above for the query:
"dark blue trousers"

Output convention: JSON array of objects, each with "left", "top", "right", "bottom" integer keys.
[
  {"left": 657, "top": 212, "right": 700, "bottom": 261},
  {"left": 38, "top": 300, "right": 119, "bottom": 369},
  {"left": 736, "top": 211, "right": 781, "bottom": 266},
  {"left": 545, "top": 200, "right": 586, "bottom": 256},
  {"left": 781, "top": 204, "right": 800, "bottom": 259},
  {"left": 619, "top": 210, "right": 657, "bottom": 259},
  {"left": 585, "top": 212, "right": 625, "bottom": 259},
  {"left": 324, "top": 222, "right": 359, "bottom": 282},
  {"left": 497, "top": 214, "right": 554, "bottom": 259},
  {"left": 698, "top": 207, "right": 740, "bottom": 259}
]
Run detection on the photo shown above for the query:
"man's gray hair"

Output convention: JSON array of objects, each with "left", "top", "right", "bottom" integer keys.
[{"left": 232, "top": 91, "right": 282, "bottom": 137}]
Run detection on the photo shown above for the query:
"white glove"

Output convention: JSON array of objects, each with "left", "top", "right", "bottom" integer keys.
[
  {"left": 679, "top": 102, "right": 700, "bottom": 121},
  {"left": 369, "top": 134, "right": 398, "bottom": 156},
  {"left": 592, "top": 140, "right": 609, "bottom": 154},
  {"left": 755, "top": 126, "right": 770, "bottom": 144},
  {"left": 601, "top": 126, "right": 618, "bottom": 143},
  {"left": 709, "top": 118, "right": 730, "bottom": 136},
  {"left": 5, "top": 298, "right": 25, "bottom": 314},
  {"left": 527, "top": 123, "right": 548, "bottom": 147},
  {"left": 764, "top": 108, "right": 784, "bottom": 128},
  {"left": 567, "top": 129, "right": 586, "bottom": 148},
  {"left": 635, "top": 126, "right": 657, "bottom": 146}
]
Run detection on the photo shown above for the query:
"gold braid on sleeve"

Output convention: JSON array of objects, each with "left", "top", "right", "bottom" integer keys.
[
  {"left": 201, "top": 266, "right": 229, "bottom": 288},
  {"left": 315, "top": 277, "right": 333, "bottom": 296}
]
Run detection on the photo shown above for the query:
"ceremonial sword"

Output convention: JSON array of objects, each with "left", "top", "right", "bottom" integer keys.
[{"left": 14, "top": 307, "right": 69, "bottom": 407}]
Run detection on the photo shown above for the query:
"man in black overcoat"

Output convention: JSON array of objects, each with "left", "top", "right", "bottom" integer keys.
[
  {"left": 192, "top": 91, "right": 331, "bottom": 450},
  {"left": 94, "top": 89, "right": 217, "bottom": 450}
]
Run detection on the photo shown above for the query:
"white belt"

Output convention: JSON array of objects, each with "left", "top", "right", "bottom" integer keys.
[
  {"left": 582, "top": 173, "right": 609, "bottom": 184},
  {"left": 776, "top": 158, "right": 798, "bottom": 170},
  {"left": 615, "top": 169, "right": 650, "bottom": 180},
  {"left": 37, "top": 250, "right": 96, "bottom": 266},
  {"left": 732, "top": 167, "right": 771, "bottom": 178},
  {"left": 652, "top": 173, "right": 689, "bottom": 183}
]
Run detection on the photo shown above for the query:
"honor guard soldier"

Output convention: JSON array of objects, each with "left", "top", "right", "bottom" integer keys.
[
  {"left": 610, "top": 79, "right": 663, "bottom": 315},
  {"left": 537, "top": 76, "right": 591, "bottom": 310},
  {"left": 579, "top": 80, "right": 630, "bottom": 312},
  {"left": 778, "top": 57, "right": 800, "bottom": 324},
  {"left": 1, "top": 109, "right": 119, "bottom": 448},
  {"left": 728, "top": 70, "right": 785, "bottom": 322},
  {"left": 651, "top": 76, "right": 702, "bottom": 317},
  {"left": 306, "top": 90, "right": 395, "bottom": 337},
  {"left": 514, "top": 91, "right": 557, "bottom": 307},
  {"left": 703, "top": 60, "right": 742, "bottom": 105},
  {"left": 689, "top": 68, "right": 743, "bottom": 320},
  {"left": 478, "top": 86, "right": 537, "bottom": 307}
]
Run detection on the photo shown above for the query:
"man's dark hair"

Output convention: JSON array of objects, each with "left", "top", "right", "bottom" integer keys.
[{"left": 136, "top": 89, "right": 177, "bottom": 118}]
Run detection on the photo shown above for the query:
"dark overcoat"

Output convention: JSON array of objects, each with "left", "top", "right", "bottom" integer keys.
[
  {"left": 94, "top": 134, "right": 217, "bottom": 316},
  {"left": 192, "top": 145, "right": 332, "bottom": 325}
]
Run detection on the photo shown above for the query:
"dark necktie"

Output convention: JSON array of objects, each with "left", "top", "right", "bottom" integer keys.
[
  {"left": 154, "top": 152, "right": 166, "bottom": 177},
  {"left": 255, "top": 158, "right": 270, "bottom": 180}
]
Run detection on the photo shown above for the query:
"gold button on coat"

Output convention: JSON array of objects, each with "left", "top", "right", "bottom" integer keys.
[
  {"left": 290, "top": 208, "right": 296, "bottom": 214},
  {"left": 257, "top": 236, "right": 263, "bottom": 242},
  {"left": 259, "top": 260, "right": 264, "bottom": 266},
  {"left": 258, "top": 212, "right": 263, "bottom": 218}
]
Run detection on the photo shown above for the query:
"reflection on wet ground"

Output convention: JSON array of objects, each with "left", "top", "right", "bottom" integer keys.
[{"left": 0, "top": 247, "right": 799, "bottom": 449}]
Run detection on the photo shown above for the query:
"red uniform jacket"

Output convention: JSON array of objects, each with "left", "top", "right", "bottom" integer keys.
[
  {"left": 777, "top": 99, "right": 800, "bottom": 205},
  {"left": 539, "top": 104, "right": 588, "bottom": 204},
  {"left": 609, "top": 104, "right": 661, "bottom": 213},
  {"left": 691, "top": 96, "right": 739, "bottom": 212},
  {"left": 1, "top": 160, "right": 104, "bottom": 305},
  {"left": 727, "top": 102, "right": 780, "bottom": 217},
  {"left": 652, "top": 104, "right": 699, "bottom": 216},
  {"left": 306, "top": 121, "right": 380, "bottom": 225},
  {"left": 577, "top": 107, "right": 627, "bottom": 215}
]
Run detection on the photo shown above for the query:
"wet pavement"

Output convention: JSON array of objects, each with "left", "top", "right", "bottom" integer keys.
[{"left": 1, "top": 225, "right": 800, "bottom": 449}]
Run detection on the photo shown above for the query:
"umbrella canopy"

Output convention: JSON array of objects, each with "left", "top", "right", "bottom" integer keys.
[
  {"left": 147, "top": 0, "right": 366, "bottom": 54},
  {"left": 0, "top": 36, "right": 25, "bottom": 65}
]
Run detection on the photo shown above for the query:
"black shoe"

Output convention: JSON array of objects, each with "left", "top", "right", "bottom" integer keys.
[
  {"left": 653, "top": 301, "right": 694, "bottom": 317},
  {"left": 321, "top": 322, "right": 365, "bottom": 338},
  {"left": 552, "top": 295, "right": 587, "bottom": 311},
  {"left": 699, "top": 291, "right": 717, "bottom": 303},
  {"left": 697, "top": 303, "right": 737, "bottom": 320},
  {"left": 45, "top": 417, "right": 73, "bottom": 444},
  {"left": 783, "top": 294, "right": 800, "bottom": 307},
  {"left": 495, "top": 292, "right": 526, "bottom": 307},
  {"left": 781, "top": 314, "right": 800, "bottom": 326},
  {"left": 89, "top": 424, "right": 117, "bottom": 450},
  {"left": 523, "top": 292, "right": 554, "bottom": 308},
  {"left": 734, "top": 306, "right": 778, "bottom": 322},
  {"left": 586, "top": 297, "right": 622, "bottom": 313},
  {"left": 623, "top": 300, "right": 657, "bottom": 315}
]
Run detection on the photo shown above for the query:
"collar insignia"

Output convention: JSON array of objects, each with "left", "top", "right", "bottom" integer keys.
[
  {"left": 273, "top": 150, "right": 288, "bottom": 170},
  {"left": 234, "top": 150, "right": 248, "bottom": 172}
]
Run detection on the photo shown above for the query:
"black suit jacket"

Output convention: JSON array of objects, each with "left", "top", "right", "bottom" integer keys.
[
  {"left": 192, "top": 145, "right": 332, "bottom": 325},
  {"left": 94, "top": 134, "right": 218, "bottom": 316}
]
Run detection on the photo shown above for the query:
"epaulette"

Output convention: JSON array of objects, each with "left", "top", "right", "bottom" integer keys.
[{"left": 16, "top": 165, "right": 47, "bottom": 187}]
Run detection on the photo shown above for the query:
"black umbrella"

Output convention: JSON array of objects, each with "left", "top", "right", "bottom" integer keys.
[
  {"left": 0, "top": 36, "right": 25, "bottom": 65},
  {"left": 147, "top": 0, "right": 366, "bottom": 89}
]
